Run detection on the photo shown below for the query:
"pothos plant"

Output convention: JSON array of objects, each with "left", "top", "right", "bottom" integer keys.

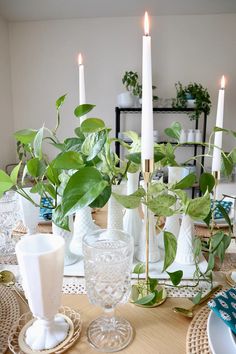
[
  {"left": 0, "top": 94, "right": 135, "bottom": 230},
  {"left": 112, "top": 123, "right": 233, "bottom": 306},
  {"left": 172, "top": 82, "right": 211, "bottom": 121}
]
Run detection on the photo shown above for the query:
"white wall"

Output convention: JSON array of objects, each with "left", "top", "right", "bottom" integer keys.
[
  {"left": 0, "top": 16, "right": 15, "bottom": 168},
  {"left": 9, "top": 14, "right": 236, "bottom": 161}
]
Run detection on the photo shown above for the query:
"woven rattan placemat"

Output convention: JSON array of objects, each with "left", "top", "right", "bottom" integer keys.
[
  {"left": 0, "top": 285, "right": 20, "bottom": 354},
  {"left": 186, "top": 305, "right": 211, "bottom": 354}
]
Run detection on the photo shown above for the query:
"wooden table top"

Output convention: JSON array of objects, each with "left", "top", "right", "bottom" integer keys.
[{"left": 8, "top": 292, "right": 195, "bottom": 354}]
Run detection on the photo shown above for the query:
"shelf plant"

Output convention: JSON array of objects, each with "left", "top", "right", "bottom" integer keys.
[
  {"left": 122, "top": 70, "right": 158, "bottom": 101},
  {"left": 172, "top": 82, "right": 211, "bottom": 120}
]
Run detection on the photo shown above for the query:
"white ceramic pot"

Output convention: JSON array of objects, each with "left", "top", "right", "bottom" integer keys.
[
  {"left": 123, "top": 171, "right": 142, "bottom": 245},
  {"left": 18, "top": 188, "right": 40, "bottom": 234},
  {"left": 71, "top": 206, "right": 99, "bottom": 255},
  {"left": 117, "top": 92, "right": 134, "bottom": 108},
  {"left": 175, "top": 214, "right": 195, "bottom": 265},
  {"left": 186, "top": 99, "right": 196, "bottom": 108},
  {"left": 52, "top": 215, "right": 79, "bottom": 266},
  {"left": 15, "top": 234, "right": 69, "bottom": 351}
]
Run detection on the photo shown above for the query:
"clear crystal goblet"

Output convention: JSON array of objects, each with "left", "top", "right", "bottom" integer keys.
[
  {"left": 83, "top": 229, "right": 134, "bottom": 352},
  {"left": 0, "top": 191, "right": 21, "bottom": 255}
]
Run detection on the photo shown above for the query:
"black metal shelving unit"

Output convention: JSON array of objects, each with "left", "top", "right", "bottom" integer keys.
[{"left": 115, "top": 106, "right": 208, "bottom": 197}]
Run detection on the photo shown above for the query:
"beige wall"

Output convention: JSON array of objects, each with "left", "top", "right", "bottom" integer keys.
[
  {"left": 0, "top": 16, "right": 15, "bottom": 168},
  {"left": 8, "top": 14, "right": 236, "bottom": 162}
]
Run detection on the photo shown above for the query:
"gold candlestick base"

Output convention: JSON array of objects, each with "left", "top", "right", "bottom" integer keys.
[
  {"left": 212, "top": 171, "right": 220, "bottom": 201},
  {"left": 130, "top": 158, "right": 166, "bottom": 308}
]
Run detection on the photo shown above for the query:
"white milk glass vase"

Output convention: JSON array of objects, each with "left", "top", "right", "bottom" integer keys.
[
  {"left": 159, "top": 166, "right": 184, "bottom": 249},
  {"left": 123, "top": 171, "right": 142, "bottom": 245},
  {"left": 52, "top": 214, "right": 79, "bottom": 266},
  {"left": 15, "top": 234, "right": 70, "bottom": 351},
  {"left": 19, "top": 187, "right": 40, "bottom": 235},
  {"left": 136, "top": 209, "right": 160, "bottom": 263},
  {"left": 107, "top": 184, "right": 124, "bottom": 230},
  {"left": 175, "top": 214, "right": 195, "bottom": 265},
  {"left": 71, "top": 206, "right": 98, "bottom": 255}
]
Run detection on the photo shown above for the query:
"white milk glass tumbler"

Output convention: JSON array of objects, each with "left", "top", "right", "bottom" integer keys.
[{"left": 16, "top": 234, "right": 70, "bottom": 351}]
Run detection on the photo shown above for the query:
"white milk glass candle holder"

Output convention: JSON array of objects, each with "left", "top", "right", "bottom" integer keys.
[
  {"left": 83, "top": 229, "right": 134, "bottom": 352},
  {"left": 15, "top": 234, "right": 71, "bottom": 351}
]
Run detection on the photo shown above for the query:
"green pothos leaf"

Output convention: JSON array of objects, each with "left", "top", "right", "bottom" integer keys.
[
  {"left": 112, "top": 188, "right": 145, "bottom": 209},
  {"left": 52, "top": 205, "right": 69, "bottom": 231},
  {"left": 192, "top": 291, "right": 202, "bottom": 305},
  {"left": 10, "top": 162, "right": 22, "bottom": 184},
  {"left": 166, "top": 270, "right": 183, "bottom": 286},
  {"left": 74, "top": 104, "right": 95, "bottom": 118},
  {"left": 133, "top": 263, "right": 146, "bottom": 274},
  {"left": 134, "top": 292, "right": 156, "bottom": 305},
  {"left": 163, "top": 231, "right": 177, "bottom": 271}
]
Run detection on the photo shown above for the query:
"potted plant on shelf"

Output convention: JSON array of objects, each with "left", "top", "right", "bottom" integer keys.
[
  {"left": 117, "top": 71, "right": 158, "bottom": 108},
  {"left": 172, "top": 82, "right": 211, "bottom": 120},
  {"left": 117, "top": 71, "right": 141, "bottom": 108}
]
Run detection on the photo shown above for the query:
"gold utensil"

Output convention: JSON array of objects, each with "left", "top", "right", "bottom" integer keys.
[
  {"left": 0, "top": 270, "right": 28, "bottom": 305},
  {"left": 172, "top": 284, "right": 222, "bottom": 318}
]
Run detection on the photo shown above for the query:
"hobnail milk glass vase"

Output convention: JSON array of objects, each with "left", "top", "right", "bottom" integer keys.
[
  {"left": 135, "top": 209, "right": 160, "bottom": 263},
  {"left": 175, "top": 214, "right": 195, "bottom": 265},
  {"left": 158, "top": 166, "right": 184, "bottom": 249},
  {"left": 107, "top": 184, "right": 124, "bottom": 230},
  {"left": 83, "top": 229, "right": 134, "bottom": 352},
  {"left": 70, "top": 206, "right": 98, "bottom": 255},
  {"left": 123, "top": 171, "right": 142, "bottom": 245},
  {"left": 19, "top": 187, "right": 40, "bottom": 235},
  {"left": 52, "top": 215, "right": 79, "bottom": 266},
  {"left": 16, "top": 234, "right": 69, "bottom": 351},
  {"left": 158, "top": 214, "right": 180, "bottom": 249}
]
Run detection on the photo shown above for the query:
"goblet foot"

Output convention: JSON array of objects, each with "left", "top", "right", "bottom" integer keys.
[
  {"left": 24, "top": 314, "right": 71, "bottom": 351},
  {"left": 64, "top": 251, "right": 80, "bottom": 266},
  {"left": 87, "top": 315, "right": 133, "bottom": 352}
]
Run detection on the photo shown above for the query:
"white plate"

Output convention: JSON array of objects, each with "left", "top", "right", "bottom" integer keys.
[{"left": 207, "top": 311, "right": 236, "bottom": 354}]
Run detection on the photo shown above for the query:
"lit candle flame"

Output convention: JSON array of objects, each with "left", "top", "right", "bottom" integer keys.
[
  {"left": 78, "top": 53, "right": 83, "bottom": 66},
  {"left": 221, "top": 75, "right": 225, "bottom": 89},
  {"left": 144, "top": 11, "right": 149, "bottom": 36}
]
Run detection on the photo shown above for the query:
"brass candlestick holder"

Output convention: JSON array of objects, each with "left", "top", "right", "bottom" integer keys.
[
  {"left": 142, "top": 159, "right": 154, "bottom": 283},
  {"left": 212, "top": 171, "right": 220, "bottom": 201},
  {"left": 130, "top": 159, "right": 167, "bottom": 308}
]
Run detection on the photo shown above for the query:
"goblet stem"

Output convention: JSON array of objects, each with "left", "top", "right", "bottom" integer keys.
[
  {"left": 0, "top": 229, "right": 15, "bottom": 254},
  {"left": 103, "top": 308, "right": 116, "bottom": 330}
]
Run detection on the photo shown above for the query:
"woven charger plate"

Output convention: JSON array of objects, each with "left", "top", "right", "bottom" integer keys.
[
  {"left": 8, "top": 306, "right": 82, "bottom": 354},
  {"left": 186, "top": 305, "right": 211, "bottom": 354},
  {"left": 0, "top": 285, "right": 20, "bottom": 354}
]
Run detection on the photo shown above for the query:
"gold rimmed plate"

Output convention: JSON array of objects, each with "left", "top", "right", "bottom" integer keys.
[{"left": 8, "top": 306, "right": 82, "bottom": 354}]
